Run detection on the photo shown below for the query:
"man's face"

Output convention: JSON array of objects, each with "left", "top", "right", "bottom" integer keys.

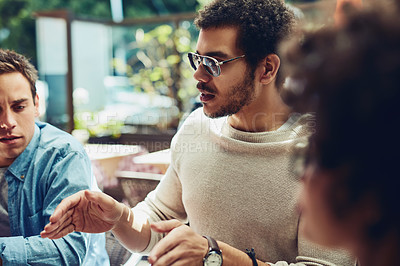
[
  {"left": 194, "top": 27, "right": 256, "bottom": 118},
  {"left": 0, "top": 72, "right": 38, "bottom": 167}
]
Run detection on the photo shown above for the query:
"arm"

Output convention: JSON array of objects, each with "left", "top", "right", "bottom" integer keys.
[
  {"left": 0, "top": 234, "right": 87, "bottom": 265},
  {"left": 219, "top": 242, "right": 270, "bottom": 266},
  {"left": 109, "top": 123, "right": 189, "bottom": 253},
  {"left": 146, "top": 220, "right": 354, "bottom": 266},
  {"left": 147, "top": 220, "right": 271, "bottom": 266},
  {"left": 1, "top": 152, "right": 95, "bottom": 265},
  {"left": 43, "top": 140, "right": 188, "bottom": 253},
  {"left": 41, "top": 166, "right": 185, "bottom": 253},
  {"left": 41, "top": 189, "right": 152, "bottom": 251}
]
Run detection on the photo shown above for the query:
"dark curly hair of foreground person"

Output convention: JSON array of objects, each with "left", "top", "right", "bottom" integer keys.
[{"left": 282, "top": 1, "right": 400, "bottom": 242}]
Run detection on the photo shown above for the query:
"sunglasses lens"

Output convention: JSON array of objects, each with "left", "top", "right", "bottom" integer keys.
[
  {"left": 203, "top": 58, "right": 219, "bottom": 76},
  {"left": 188, "top": 53, "right": 200, "bottom": 70},
  {"left": 188, "top": 53, "right": 220, "bottom": 77}
]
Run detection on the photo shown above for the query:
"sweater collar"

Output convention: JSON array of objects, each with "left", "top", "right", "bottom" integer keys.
[{"left": 222, "top": 113, "right": 304, "bottom": 143}]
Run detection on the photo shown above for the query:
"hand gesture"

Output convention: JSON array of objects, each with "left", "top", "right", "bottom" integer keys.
[
  {"left": 148, "top": 220, "right": 208, "bottom": 266},
  {"left": 41, "top": 190, "right": 125, "bottom": 239}
]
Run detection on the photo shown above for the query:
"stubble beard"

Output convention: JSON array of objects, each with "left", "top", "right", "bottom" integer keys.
[{"left": 205, "top": 70, "right": 256, "bottom": 118}]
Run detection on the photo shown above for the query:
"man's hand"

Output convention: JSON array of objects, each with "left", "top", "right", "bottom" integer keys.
[
  {"left": 148, "top": 220, "right": 208, "bottom": 266},
  {"left": 40, "top": 190, "right": 125, "bottom": 239}
]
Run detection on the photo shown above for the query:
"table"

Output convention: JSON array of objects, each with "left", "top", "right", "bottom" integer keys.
[
  {"left": 85, "top": 144, "right": 143, "bottom": 186},
  {"left": 132, "top": 148, "right": 171, "bottom": 174}
]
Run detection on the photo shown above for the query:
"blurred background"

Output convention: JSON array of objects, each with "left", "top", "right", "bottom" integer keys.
[
  {"left": 1, "top": 0, "right": 204, "bottom": 151},
  {"left": 0, "top": 0, "right": 356, "bottom": 265},
  {"left": 0, "top": 0, "right": 337, "bottom": 152}
]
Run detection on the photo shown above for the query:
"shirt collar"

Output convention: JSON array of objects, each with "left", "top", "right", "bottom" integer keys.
[{"left": 7, "top": 123, "right": 40, "bottom": 181}]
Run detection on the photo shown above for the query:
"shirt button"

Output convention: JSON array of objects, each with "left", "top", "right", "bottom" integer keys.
[{"left": 21, "top": 175, "right": 24, "bottom": 179}]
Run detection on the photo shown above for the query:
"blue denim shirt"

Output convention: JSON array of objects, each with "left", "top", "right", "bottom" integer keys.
[{"left": 0, "top": 122, "right": 109, "bottom": 265}]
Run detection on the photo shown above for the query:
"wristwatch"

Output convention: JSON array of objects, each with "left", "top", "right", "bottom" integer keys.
[{"left": 203, "top": 235, "right": 223, "bottom": 266}]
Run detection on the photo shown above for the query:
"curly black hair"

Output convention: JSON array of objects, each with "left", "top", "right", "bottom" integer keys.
[
  {"left": 195, "top": 0, "right": 295, "bottom": 73},
  {"left": 282, "top": 2, "right": 400, "bottom": 240}
]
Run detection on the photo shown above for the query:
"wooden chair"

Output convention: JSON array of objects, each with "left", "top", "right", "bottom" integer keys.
[{"left": 116, "top": 171, "right": 163, "bottom": 207}]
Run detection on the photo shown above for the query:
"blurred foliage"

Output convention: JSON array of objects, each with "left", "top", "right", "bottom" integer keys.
[
  {"left": 74, "top": 20, "right": 199, "bottom": 136},
  {"left": 1, "top": 0, "right": 202, "bottom": 134},
  {"left": 124, "top": 0, "right": 198, "bottom": 17},
  {"left": 0, "top": 0, "right": 200, "bottom": 66},
  {"left": 116, "top": 21, "right": 198, "bottom": 113},
  {"left": 0, "top": 0, "right": 111, "bottom": 65},
  {"left": 74, "top": 111, "right": 124, "bottom": 138}
]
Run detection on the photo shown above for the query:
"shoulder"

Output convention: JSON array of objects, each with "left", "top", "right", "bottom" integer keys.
[
  {"left": 36, "top": 122, "right": 86, "bottom": 156},
  {"left": 172, "top": 107, "right": 226, "bottom": 145},
  {"left": 180, "top": 107, "right": 207, "bottom": 125},
  {"left": 289, "top": 113, "right": 315, "bottom": 138},
  {"left": 178, "top": 107, "right": 226, "bottom": 133}
]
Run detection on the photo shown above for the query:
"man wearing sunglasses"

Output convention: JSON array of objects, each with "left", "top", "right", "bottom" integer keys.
[{"left": 42, "top": 0, "right": 354, "bottom": 265}]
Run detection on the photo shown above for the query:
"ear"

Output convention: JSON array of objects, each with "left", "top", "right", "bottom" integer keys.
[
  {"left": 259, "top": 54, "right": 280, "bottom": 85},
  {"left": 34, "top": 94, "right": 40, "bottom": 117}
]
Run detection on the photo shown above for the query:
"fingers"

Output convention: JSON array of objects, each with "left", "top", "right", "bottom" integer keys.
[
  {"left": 150, "top": 219, "right": 184, "bottom": 234},
  {"left": 153, "top": 253, "right": 202, "bottom": 266},
  {"left": 151, "top": 246, "right": 204, "bottom": 266},
  {"left": 149, "top": 223, "right": 207, "bottom": 266},
  {"left": 48, "top": 190, "right": 107, "bottom": 223},
  {"left": 41, "top": 223, "right": 75, "bottom": 239},
  {"left": 42, "top": 190, "right": 122, "bottom": 239},
  {"left": 149, "top": 231, "right": 180, "bottom": 264},
  {"left": 84, "top": 190, "right": 122, "bottom": 218},
  {"left": 47, "top": 208, "right": 75, "bottom": 231},
  {"left": 84, "top": 189, "right": 107, "bottom": 203},
  {"left": 48, "top": 190, "right": 87, "bottom": 223},
  {"left": 42, "top": 190, "right": 92, "bottom": 238},
  {"left": 150, "top": 233, "right": 207, "bottom": 266},
  {"left": 41, "top": 208, "right": 75, "bottom": 239},
  {"left": 150, "top": 248, "right": 183, "bottom": 266}
]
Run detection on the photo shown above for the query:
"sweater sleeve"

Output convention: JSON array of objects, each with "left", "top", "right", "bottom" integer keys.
[
  {"left": 132, "top": 145, "right": 188, "bottom": 253},
  {"left": 266, "top": 218, "right": 356, "bottom": 266}
]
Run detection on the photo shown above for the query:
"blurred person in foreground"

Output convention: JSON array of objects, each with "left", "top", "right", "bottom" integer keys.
[
  {"left": 0, "top": 49, "right": 109, "bottom": 265},
  {"left": 41, "top": 0, "right": 354, "bottom": 265},
  {"left": 281, "top": 2, "right": 400, "bottom": 265}
]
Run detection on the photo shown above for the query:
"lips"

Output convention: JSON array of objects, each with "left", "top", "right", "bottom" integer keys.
[
  {"left": 0, "top": 135, "right": 21, "bottom": 144},
  {"left": 197, "top": 82, "right": 216, "bottom": 103},
  {"left": 200, "top": 92, "right": 215, "bottom": 102}
]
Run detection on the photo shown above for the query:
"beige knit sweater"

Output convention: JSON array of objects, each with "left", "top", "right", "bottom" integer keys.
[{"left": 134, "top": 107, "right": 354, "bottom": 266}]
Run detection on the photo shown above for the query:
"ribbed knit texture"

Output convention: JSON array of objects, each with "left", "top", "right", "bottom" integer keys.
[{"left": 134, "top": 108, "right": 354, "bottom": 265}]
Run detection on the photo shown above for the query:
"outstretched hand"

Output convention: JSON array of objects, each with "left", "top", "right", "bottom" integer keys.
[
  {"left": 41, "top": 190, "right": 125, "bottom": 239},
  {"left": 148, "top": 220, "right": 208, "bottom": 266}
]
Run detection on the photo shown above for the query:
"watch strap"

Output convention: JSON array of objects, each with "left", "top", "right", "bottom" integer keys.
[
  {"left": 203, "top": 235, "right": 221, "bottom": 253},
  {"left": 245, "top": 248, "right": 258, "bottom": 266}
]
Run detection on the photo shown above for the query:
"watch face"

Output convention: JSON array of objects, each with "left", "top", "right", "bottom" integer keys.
[{"left": 204, "top": 252, "right": 222, "bottom": 266}]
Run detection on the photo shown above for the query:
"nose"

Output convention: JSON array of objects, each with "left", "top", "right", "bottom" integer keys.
[
  {"left": 193, "top": 64, "right": 212, "bottom": 83},
  {"left": 0, "top": 109, "right": 17, "bottom": 130}
]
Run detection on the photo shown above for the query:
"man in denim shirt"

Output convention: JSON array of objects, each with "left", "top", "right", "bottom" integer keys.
[{"left": 0, "top": 49, "right": 109, "bottom": 265}]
